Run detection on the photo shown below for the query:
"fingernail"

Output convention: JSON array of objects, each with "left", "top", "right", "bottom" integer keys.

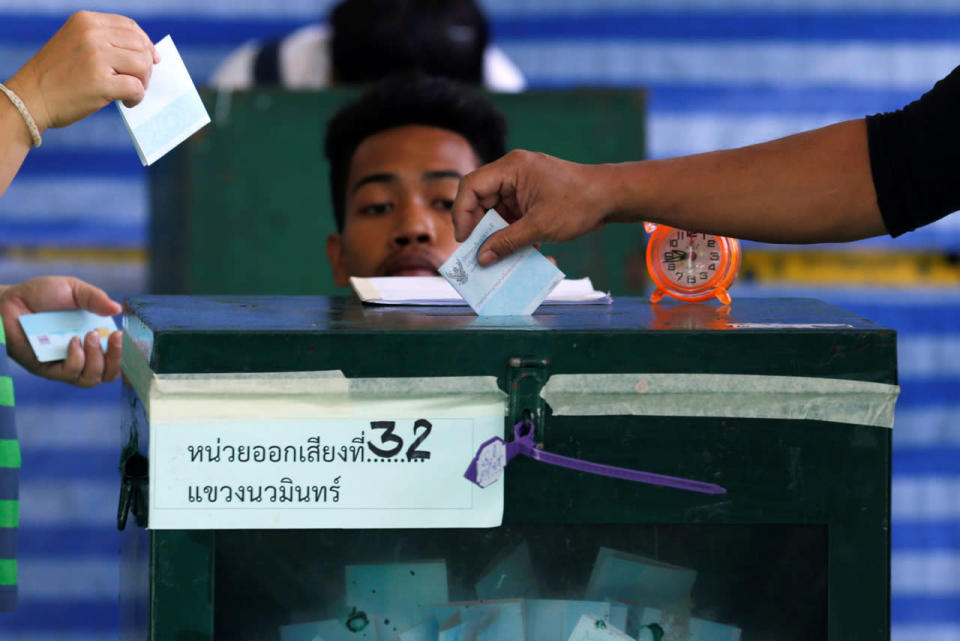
[{"left": 478, "top": 250, "right": 496, "bottom": 266}]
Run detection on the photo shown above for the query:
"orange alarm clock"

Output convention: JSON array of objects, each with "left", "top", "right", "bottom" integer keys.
[{"left": 644, "top": 222, "right": 741, "bottom": 305}]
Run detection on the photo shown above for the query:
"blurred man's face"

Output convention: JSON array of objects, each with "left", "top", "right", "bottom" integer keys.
[{"left": 326, "top": 124, "right": 480, "bottom": 287}]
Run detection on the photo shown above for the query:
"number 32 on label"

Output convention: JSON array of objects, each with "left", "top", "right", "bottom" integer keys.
[{"left": 367, "top": 419, "right": 433, "bottom": 461}]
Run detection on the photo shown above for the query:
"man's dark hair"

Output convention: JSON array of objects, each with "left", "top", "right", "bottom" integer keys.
[
  {"left": 329, "top": 0, "right": 488, "bottom": 85},
  {"left": 324, "top": 73, "right": 507, "bottom": 231}
]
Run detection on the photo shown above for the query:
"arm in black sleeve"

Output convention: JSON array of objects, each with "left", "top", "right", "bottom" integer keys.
[{"left": 866, "top": 64, "right": 960, "bottom": 236}]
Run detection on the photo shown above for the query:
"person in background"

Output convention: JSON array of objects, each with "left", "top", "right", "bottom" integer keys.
[
  {"left": 450, "top": 66, "right": 960, "bottom": 267},
  {"left": 323, "top": 72, "right": 507, "bottom": 286},
  {"left": 211, "top": 0, "right": 525, "bottom": 92},
  {"left": 0, "top": 9, "right": 156, "bottom": 610}
]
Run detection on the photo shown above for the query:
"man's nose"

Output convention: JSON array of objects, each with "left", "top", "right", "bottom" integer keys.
[{"left": 392, "top": 201, "right": 436, "bottom": 247}]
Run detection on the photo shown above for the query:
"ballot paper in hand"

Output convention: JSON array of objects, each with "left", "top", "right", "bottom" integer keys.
[
  {"left": 117, "top": 35, "right": 210, "bottom": 166},
  {"left": 440, "top": 210, "right": 564, "bottom": 315},
  {"left": 18, "top": 310, "right": 117, "bottom": 363}
]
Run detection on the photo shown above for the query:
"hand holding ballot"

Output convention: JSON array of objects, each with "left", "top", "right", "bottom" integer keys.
[
  {"left": 1, "top": 11, "right": 159, "bottom": 197},
  {"left": 452, "top": 151, "right": 619, "bottom": 267},
  {"left": 441, "top": 210, "right": 564, "bottom": 315},
  {"left": 452, "top": 117, "right": 911, "bottom": 261},
  {"left": 0, "top": 277, "right": 122, "bottom": 388},
  {"left": 6, "top": 11, "right": 158, "bottom": 132}
]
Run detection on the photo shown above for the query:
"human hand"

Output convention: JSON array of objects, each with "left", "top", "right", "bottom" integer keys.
[
  {"left": 4, "top": 11, "right": 159, "bottom": 133},
  {"left": 452, "top": 150, "right": 619, "bottom": 266},
  {"left": 0, "top": 276, "right": 123, "bottom": 387}
]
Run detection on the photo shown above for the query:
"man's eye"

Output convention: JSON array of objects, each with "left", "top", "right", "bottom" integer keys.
[
  {"left": 360, "top": 203, "right": 392, "bottom": 216},
  {"left": 434, "top": 199, "right": 455, "bottom": 210}
]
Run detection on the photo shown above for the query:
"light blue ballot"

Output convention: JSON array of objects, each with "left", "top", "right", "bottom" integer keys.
[
  {"left": 399, "top": 617, "right": 440, "bottom": 641},
  {"left": 475, "top": 539, "right": 539, "bottom": 600},
  {"left": 585, "top": 547, "right": 696, "bottom": 608},
  {"left": 567, "top": 615, "right": 634, "bottom": 641},
  {"left": 440, "top": 211, "right": 564, "bottom": 316},
  {"left": 526, "top": 599, "right": 628, "bottom": 640},
  {"left": 438, "top": 612, "right": 465, "bottom": 641},
  {"left": 18, "top": 310, "right": 117, "bottom": 363},
  {"left": 117, "top": 35, "right": 210, "bottom": 166},
  {"left": 629, "top": 605, "right": 742, "bottom": 641},
  {"left": 425, "top": 599, "right": 524, "bottom": 641},
  {"left": 345, "top": 560, "right": 448, "bottom": 638}
]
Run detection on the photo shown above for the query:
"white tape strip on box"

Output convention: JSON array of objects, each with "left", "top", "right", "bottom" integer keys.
[{"left": 541, "top": 373, "right": 899, "bottom": 428}]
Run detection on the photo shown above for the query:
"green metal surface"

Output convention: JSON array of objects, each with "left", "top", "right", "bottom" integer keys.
[
  {"left": 120, "top": 296, "right": 893, "bottom": 641},
  {"left": 148, "top": 89, "right": 646, "bottom": 296},
  {"left": 150, "top": 530, "right": 214, "bottom": 641},
  {"left": 124, "top": 296, "right": 895, "bottom": 385}
]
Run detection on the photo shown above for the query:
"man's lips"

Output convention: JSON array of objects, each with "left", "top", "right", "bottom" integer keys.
[{"left": 378, "top": 252, "right": 442, "bottom": 277}]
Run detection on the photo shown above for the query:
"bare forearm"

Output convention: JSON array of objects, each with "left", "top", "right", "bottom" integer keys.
[
  {"left": 606, "top": 119, "right": 885, "bottom": 243},
  {"left": 0, "top": 84, "right": 33, "bottom": 198}
]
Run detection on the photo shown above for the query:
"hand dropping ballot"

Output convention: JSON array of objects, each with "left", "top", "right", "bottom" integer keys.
[
  {"left": 117, "top": 35, "right": 210, "bottom": 166},
  {"left": 440, "top": 210, "right": 563, "bottom": 315},
  {"left": 18, "top": 310, "right": 117, "bottom": 362}
]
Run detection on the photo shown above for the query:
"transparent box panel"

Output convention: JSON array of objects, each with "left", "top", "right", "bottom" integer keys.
[{"left": 214, "top": 524, "right": 826, "bottom": 641}]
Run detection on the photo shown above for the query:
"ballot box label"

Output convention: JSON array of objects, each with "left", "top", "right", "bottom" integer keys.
[{"left": 149, "top": 416, "right": 503, "bottom": 529}]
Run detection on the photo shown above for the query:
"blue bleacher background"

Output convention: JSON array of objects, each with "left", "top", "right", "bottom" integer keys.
[{"left": 1, "top": 1, "right": 959, "bottom": 639}]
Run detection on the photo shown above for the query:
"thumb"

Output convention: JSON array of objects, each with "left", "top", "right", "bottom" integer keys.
[
  {"left": 72, "top": 279, "right": 121, "bottom": 316},
  {"left": 476, "top": 215, "right": 540, "bottom": 267}
]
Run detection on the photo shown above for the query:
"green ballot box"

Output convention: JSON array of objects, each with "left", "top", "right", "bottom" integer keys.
[{"left": 118, "top": 296, "right": 896, "bottom": 641}]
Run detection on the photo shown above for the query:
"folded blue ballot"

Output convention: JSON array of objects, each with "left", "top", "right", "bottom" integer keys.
[
  {"left": 399, "top": 618, "right": 439, "bottom": 641},
  {"left": 526, "top": 599, "right": 628, "bottom": 641},
  {"left": 628, "top": 605, "right": 742, "bottom": 641},
  {"left": 18, "top": 310, "right": 117, "bottom": 363},
  {"left": 475, "top": 540, "right": 539, "bottom": 600},
  {"left": 585, "top": 547, "right": 696, "bottom": 608},
  {"left": 117, "top": 35, "right": 210, "bottom": 166},
  {"left": 438, "top": 612, "right": 465, "bottom": 641},
  {"left": 440, "top": 211, "right": 564, "bottom": 315},
  {"left": 426, "top": 599, "right": 524, "bottom": 641},
  {"left": 567, "top": 615, "right": 635, "bottom": 641},
  {"left": 345, "top": 560, "right": 449, "bottom": 638}
]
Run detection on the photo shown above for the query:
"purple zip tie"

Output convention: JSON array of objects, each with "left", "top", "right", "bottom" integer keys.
[{"left": 464, "top": 419, "right": 726, "bottom": 495}]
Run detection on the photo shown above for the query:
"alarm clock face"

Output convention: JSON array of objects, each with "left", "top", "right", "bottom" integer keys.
[
  {"left": 655, "top": 229, "right": 727, "bottom": 291},
  {"left": 645, "top": 225, "right": 740, "bottom": 304}
]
